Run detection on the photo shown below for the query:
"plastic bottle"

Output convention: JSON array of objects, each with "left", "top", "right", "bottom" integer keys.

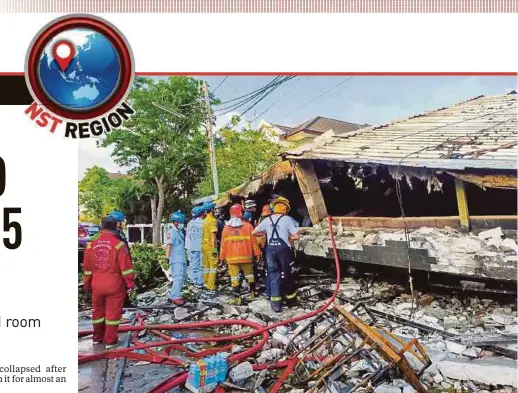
[
  {"left": 206, "top": 356, "right": 215, "bottom": 385},
  {"left": 188, "top": 363, "right": 201, "bottom": 389},
  {"left": 199, "top": 360, "right": 207, "bottom": 388},
  {"left": 218, "top": 353, "right": 228, "bottom": 382}
]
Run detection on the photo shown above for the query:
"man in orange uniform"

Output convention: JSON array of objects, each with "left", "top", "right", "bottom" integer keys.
[
  {"left": 220, "top": 204, "right": 261, "bottom": 305},
  {"left": 83, "top": 217, "right": 135, "bottom": 347}
]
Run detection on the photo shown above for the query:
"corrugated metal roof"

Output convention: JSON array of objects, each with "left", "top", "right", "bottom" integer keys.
[{"left": 283, "top": 93, "right": 518, "bottom": 171}]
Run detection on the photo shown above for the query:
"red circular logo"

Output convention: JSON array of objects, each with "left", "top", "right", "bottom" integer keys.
[{"left": 25, "top": 15, "right": 134, "bottom": 121}]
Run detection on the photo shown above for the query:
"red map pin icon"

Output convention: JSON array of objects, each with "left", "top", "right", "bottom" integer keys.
[{"left": 52, "top": 40, "right": 75, "bottom": 72}]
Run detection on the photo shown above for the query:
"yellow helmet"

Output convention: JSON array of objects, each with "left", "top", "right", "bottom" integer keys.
[{"left": 273, "top": 196, "right": 290, "bottom": 212}]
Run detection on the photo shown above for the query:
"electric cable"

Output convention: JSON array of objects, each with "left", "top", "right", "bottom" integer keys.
[
  {"left": 212, "top": 76, "right": 229, "bottom": 93},
  {"left": 284, "top": 77, "right": 353, "bottom": 117},
  {"left": 250, "top": 77, "right": 304, "bottom": 122}
]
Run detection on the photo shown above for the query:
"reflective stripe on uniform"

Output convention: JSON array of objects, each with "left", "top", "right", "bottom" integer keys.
[
  {"left": 226, "top": 256, "right": 252, "bottom": 262},
  {"left": 271, "top": 296, "right": 282, "bottom": 301},
  {"left": 224, "top": 235, "right": 251, "bottom": 242},
  {"left": 286, "top": 292, "right": 297, "bottom": 300},
  {"left": 115, "top": 241, "right": 125, "bottom": 250},
  {"left": 105, "top": 319, "right": 120, "bottom": 326},
  {"left": 92, "top": 317, "right": 105, "bottom": 325},
  {"left": 84, "top": 271, "right": 92, "bottom": 276},
  {"left": 121, "top": 268, "right": 134, "bottom": 276},
  {"left": 86, "top": 243, "right": 92, "bottom": 249}
]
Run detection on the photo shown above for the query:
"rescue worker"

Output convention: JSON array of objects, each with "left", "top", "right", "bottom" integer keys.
[
  {"left": 214, "top": 207, "right": 226, "bottom": 248},
  {"left": 83, "top": 216, "right": 135, "bottom": 347},
  {"left": 253, "top": 197, "right": 299, "bottom": 313},
  {"left": 166, "top": 211, "right": 187, "bottom": 305},
  {"left": 256, "top": 204, "right": 273, "bottom": 296},
  {"left": 220, "top": 204, "right": 261, "bottom": 304},
  {"left": 244, "top": 200, "right": 257, "bottom": 226},
  {"left": 185, "top": 206, "right": 204, "bottom": 288},
  {"left": 201, "top": 201, "right": 219, "bottom": 295},
  {"left": 108, "top": 210, "right": 130, "bottom": 250},
  {"left": 107, "top": 210, "right": 133, "bottom": 308}
]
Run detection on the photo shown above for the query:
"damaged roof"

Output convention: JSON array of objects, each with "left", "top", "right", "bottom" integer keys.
[
  {"left": 215, "top": 160, "right": 294, "bottom": 206},
  {"left": 283, "top": 92, "right": 518, "bottom": 171},
  {"left": 274, "top": 116, "right": 367, "bottom": 138}
]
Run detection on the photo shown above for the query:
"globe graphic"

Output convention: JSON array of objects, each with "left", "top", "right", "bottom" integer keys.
[{"left": 38, "top": 28, "right": 121, "bottom": 111}]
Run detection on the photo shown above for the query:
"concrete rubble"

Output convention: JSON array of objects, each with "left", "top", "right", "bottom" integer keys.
[
  {"left": 297, "top": 223, "right": 518, "bottom": 279},
  {"left": 79, "top": 267, "right": 518, "bottom": 393}
]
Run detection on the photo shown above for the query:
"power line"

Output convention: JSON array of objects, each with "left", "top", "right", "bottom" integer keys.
[
  {"left": 212, "top": 76, "right": 229, "bottom": 93},
  {"left": 215, "top": 76, "right": 295, "bottom": 116},
  {"left": 215, "top": 77, "right": 283, "bottom": 107},
  {"left": 250, "top": 77, "right": 304, "bottom": 122},
  {"left": 285, "top": 77, "right": 353, "bottom": 117}
]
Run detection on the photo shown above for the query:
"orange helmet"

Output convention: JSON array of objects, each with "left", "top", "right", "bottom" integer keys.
[
  {"left": 230, "top": 204, "right": 244, "bottom": 218},
  {"left": 261, "top": 204, "right": 272, "bottom": 217}
]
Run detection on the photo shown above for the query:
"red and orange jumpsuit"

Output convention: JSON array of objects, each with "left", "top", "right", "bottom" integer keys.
[{"left": 83, "top": 231, "right": 135, "bottom": 345}]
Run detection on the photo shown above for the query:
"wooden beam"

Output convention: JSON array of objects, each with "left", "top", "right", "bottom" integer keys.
[
  {"left": 455, "top": 178, "right": 470, "bottom": 232},
  {"left": 332, "top": 215, "right": 517, "bottom": 230},
  {"left": 293, "top": 160, "right": 328, "bottom": 225}
]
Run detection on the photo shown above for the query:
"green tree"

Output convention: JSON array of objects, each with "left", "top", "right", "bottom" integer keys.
[
  {"left": 196, "top": 118, "right": 282, "bottom": 196},
  {"left": 78, "top": 167, "right": 147, "bottom": 224},
  {"left": 78, "top": 166, "right": 115, "bottom": 222},
  {"left": 101, "top": 76, "right": 213, "bottom": 244}
]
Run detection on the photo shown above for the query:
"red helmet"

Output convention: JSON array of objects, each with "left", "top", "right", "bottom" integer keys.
[{"left": 230, "top": 204, "right": 244, "bottom": 218}]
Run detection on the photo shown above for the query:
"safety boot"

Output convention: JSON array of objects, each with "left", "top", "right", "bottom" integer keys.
[
  {"left": 285, "top": 292, "right": 299, "bottom": 308},
  {"left": 228, "top": 295, "right": 242, "bottom": 306},
  {"left": 249, "top": 282, "right": 257, "bottom": 300},
  {"left": 270, "top": 301, "right": 282, "bottom": 313}
]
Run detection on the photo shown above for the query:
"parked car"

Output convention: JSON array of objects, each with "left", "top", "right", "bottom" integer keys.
[
  {"left": 78, "top": 224, "right": 89, "bottom": 268},
  {"left": 80, "top": 222, "right": 100, "bottom": 240}
]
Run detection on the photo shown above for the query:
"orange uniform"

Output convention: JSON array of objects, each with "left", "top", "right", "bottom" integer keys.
[
  {"left": 220, "top": 221, "right": 261, "bottom": 264},
  {"left": 83, "top": 231, "right": 135, "bottom": 345},
  {"left": 220, "top": 221, "right": 261, "bottom": 290}
]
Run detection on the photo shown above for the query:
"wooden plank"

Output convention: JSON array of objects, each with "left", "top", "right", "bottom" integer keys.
[
  {"left": 293, "top": 160, "right": 328, "bottom": 225},
  {"left": 455, "top": 178, "right": 471, "bottom": 232},
  {"left": 332, "top": 215, "right": 518, "bottom": 230}
]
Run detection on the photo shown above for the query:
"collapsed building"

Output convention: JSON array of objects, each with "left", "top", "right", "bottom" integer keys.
[
  {"left": 281, "top": 92, "right": 517, "bottom": 287},
  {"left": 214, "top": 92, "right": 518, "bottom": 286}
]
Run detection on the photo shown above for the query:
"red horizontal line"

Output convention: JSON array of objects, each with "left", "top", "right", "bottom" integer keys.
[{"left": 0, "top": 72, "right": 516, "bottom": 76}]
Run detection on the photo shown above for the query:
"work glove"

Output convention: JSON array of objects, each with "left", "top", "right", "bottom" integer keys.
[{"left": 212, "top": 247, "right": 218, "bottom": 257}]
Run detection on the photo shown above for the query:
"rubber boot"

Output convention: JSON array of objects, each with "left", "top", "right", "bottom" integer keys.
[
  {"left": 249, "top": 282, "right": 257, "bottom": 300},
  {"left": 228, "top": 286, "right": 242, "bottom": 305}
]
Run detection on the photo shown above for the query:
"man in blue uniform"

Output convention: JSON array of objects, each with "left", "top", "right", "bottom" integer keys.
[
  {"left": 166, "top": 211, "right": 187, "bottom": 305},
  {"left": 185, "top": 206, "right": 204, "bottom": 288}
]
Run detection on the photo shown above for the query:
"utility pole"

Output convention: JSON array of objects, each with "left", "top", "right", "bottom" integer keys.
[{"left": 202, "top": 81, "right": 219, "bottom": 196}]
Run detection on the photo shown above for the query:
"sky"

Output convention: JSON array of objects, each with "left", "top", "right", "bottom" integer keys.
[{"left": 78, "top": 75, "right": 516, "bottom": 179}]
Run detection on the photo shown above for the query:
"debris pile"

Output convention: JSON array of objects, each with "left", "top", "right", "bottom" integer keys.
[
  {"left": 298, "top": 224, "right": 518, "bottom": 279},
  {"left": 79, "top": 270, "right": 518, "bottom": 393}
]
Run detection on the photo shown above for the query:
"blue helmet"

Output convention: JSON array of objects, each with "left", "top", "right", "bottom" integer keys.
[
  {"left": 108, "top": 210, "right": 125, "bottom": 222},
  {"left": 202, "top": 202, "right": 216, "bottom": 212},
  {"left": 243, "top": 210, "right": 252, "bottom": 221},
  {"left": 170, "top": 210, "right": 186, "bottom": 224},
  {"left": 191, "top": 206, "right": 203, "bottom": 217}
]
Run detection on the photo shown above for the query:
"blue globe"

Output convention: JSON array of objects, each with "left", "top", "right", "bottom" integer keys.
[{"left": 38, "top": 28, "right": 120, "bottom": 111}]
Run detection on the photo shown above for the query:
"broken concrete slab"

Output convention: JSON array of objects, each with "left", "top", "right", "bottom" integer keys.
[{"left": 437, "top": 357, "right": 518, "bottom": 387}]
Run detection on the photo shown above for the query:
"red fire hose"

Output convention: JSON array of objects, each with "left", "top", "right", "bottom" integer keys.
[{"left": 79, "top": 216, "right": 342, "bottom": 393}]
